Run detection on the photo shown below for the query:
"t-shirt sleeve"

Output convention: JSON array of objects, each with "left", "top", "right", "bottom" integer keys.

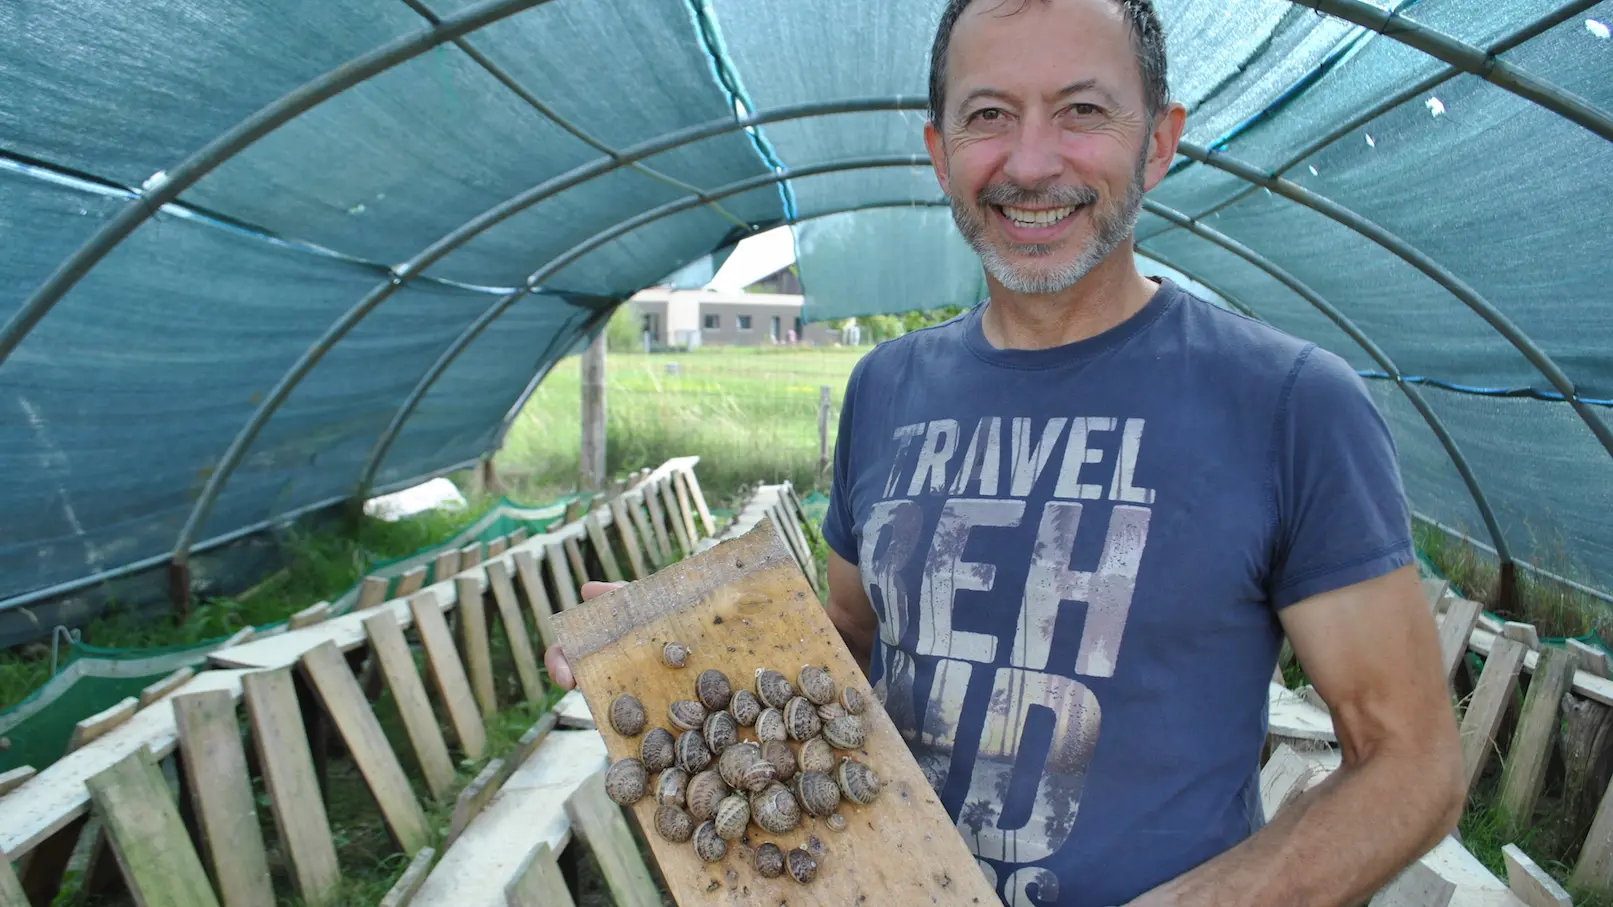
[
  {"left": 820, "top": 354, "right": 866, "bottom": 565},
  {"left": 1267, "top": 345, "right": 1414, "bottom": 610}
]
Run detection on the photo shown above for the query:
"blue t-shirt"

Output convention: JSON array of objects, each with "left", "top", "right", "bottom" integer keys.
[{"left": 821, "top": 279, "right": 1413, "bottom": 907}]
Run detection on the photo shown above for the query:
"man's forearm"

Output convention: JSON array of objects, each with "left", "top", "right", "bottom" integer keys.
[{"left": 1128, "top": 748, "right": 1461, "bottom": 907}]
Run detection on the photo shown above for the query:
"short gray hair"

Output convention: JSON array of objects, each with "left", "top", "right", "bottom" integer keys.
[{"left": 927, "top": 0, "right": 1170, "bottom": 126}]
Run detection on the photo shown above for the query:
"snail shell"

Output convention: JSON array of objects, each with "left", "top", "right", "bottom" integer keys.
[
  {"left": 604, "top": 757, "right": 647, "bottom": 806},
  {"left": 676, "top": 729, "right": 712, "bottom": 773},
  {"left": 729, "top": 688, "right": 762, "bottom": 727},
  {"left": 817, "top": 701, "right": 848, "bottom": 722},
  {"left": 837, "top": 756, "right": 882, "bottom": 805},
  {"left": 717, "top": 740, "right": 760, "bottom": 789},
  {"left": 754, "top": 842, "right": 785, "bottom": 878},
  {"left": 840, "top": 686, "right": 866, "bottom": 715},
  {"left": 668, "top": 699, "right": 707, "bottom": 731},
  {"left": 826, "top": 811, "right": 848, "bottom": 832},
  {"left": 755, "top": 668, "right": 795, "bottom": 709},
  {"left": 799, "top": 737, "right": 836, "bottom": 775},
  {"left": 686, "top": 769, "right": 730, "bottom": 821},
  {"left": 822, "top": 714, "right": 867, "bottom": 750},
  {"left": 656, "top": 766, "right": 689, "bottom": 806},
  {"left": 751, "top": 782, "right": 801, "bottom": 834},
  {"left": 760, "top": 739, "right": 797, "bottom": 782},
  {"left": 695, "top": 668, "right": 732, "bottom": 712},
  {"left": 797, "top": 665, "right": 837, "bottom": 706},
  {"left": 714, "top": 793, "right": 751, "bottom": 840},
  {"left": 784, "top": 696, "right": 822, "bottom": 741},
  {"left": 693, "top": 820, "right": 727, "bottom": 862},
  {"left": 655, "top": 804, "right": 695, "bottom": 842},
  {"left": 662, "top": 641, "right": 689, "bottom": 667},
  {"left": 740, "top": 757, "right": 778, "bottom": 793},
  {"left": 755, "top": 707, "right": 786, "bottom": 743},
  {"left": 703, "top": 710, "right": 739, "bottom": 756},
  {"left": 609, "top": 693, "right": 646, "bottom": 736},
  {"left": 794, "top": 770, "right": 841, "bottom": 817},
  {"left": 787, "top": 847, "right": 818, "bottom": 884},
  {"left": 640, "top": 727, "right": 676, "bottom": 774}
]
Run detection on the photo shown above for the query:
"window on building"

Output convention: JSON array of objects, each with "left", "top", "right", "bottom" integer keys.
[
  {"left": 770, "top": 316, "right": 781, "bottom": 341},
  {"left": 737, "top": 315, "right": 753, "bottom": 330},
  {"left": 704, "top": 314, "right": 719, "bottom": 330}
]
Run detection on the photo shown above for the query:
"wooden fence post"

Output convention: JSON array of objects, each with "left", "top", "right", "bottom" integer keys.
[
  {"left": 818, "top": 385, "right": 831, "bottom": 487},
  {"left": 581, "top": 332, "right": 606, "bottom": 492}
]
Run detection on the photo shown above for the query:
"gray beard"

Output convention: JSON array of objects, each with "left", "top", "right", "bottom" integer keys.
[{"left": 949, "top": 152, "right": 1148, "bottom": 295}]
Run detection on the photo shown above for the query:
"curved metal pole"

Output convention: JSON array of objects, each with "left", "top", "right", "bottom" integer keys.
[
  {"left": 1171, "top": 139, "right": 1613, "bottom": 461},
  {"left": 1139, "top": 201, "right": 1515, "bottom": 568},
  {"left": 0, "top": 0, "right": 548, "bottom": 369},
  {"left": 168, "top": 99, "right": 927, "bottom": 567},
  {"left": 1285, "top": 0, "right": 1613, "bottom": 144},
  {"left": 349, "top": 155, "right": 929, "bottom": 502}
]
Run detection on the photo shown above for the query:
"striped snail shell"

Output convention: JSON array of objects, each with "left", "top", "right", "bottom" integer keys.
[
  {"left": 798, "top": 737, "right": 835, "bottom": 775},
  {"left": 840, "top": 685, "right": 866, "bottom": 715},
  {"left": 787, "top": 848, "right": 818, "bottom": 884},
  {"left": 662, "top": 641, "right": 689, "bottom": 668},
  {"left": 794, "top": 770, "right": 841, "bottom": 817},
  {"left": 740, "top": 757, "right": 778, "bottom": 793},
  {"left": 760, "top": 739, "right": 797, "bottom": 783},
  {"left": 754, "top": 842, "right": 785, "bottom": 878},
  {"left": 837, "top": 756, "right": 882, "bottom": 805},
  {"left": 717, "top": 740, "right": 760, "bottom": 789},
  {"left": 816, "top": 701, "right": 848, "bottom": 722},
  {"left": 784, "top": 696, "right": 822, "bottom": 741},
  {"left": 656, "top": 766, "right": 689, "bottom": 807},
  {"left": 825, "top": 811, "right": 848, "bottom": 832},
  {"left": 755, "top": 707, "right": 787, "bottom": 743},
  {"left": 755, "top": 668, "right": 795, "bottom": 709},
  {"left": 639, "top": 727, "right": 675, "bottom": 774},
  {"left": 796, "top": 664, "right": 837, "bottom": 706},
  {"left": 750, "top": 782, "right": 801, "bottom": 834},
  {"left": 713, "top": 793, "right": 751, "bottom": 840},
  {"left": 668, "top": 699, "right": 707, "bottom": 731},
  {"left": 696, "top": 668, "right": 733, "bottom": 712},
  {"left": 729, "top": 688, "right": 762, "bottom": 727},
  {"left": 676, "top": 729, "right": 712, "bottom": 773},
  {"left": 686, "top": 769, "right": 730, "bottom": 822},
  {"left": 654, "top": 804, "right": 695, "bottom": 842},
  {"left": 693, "top": 820, "right": 727, "bottom": 862},
  {"left": 604, "top": 757, "right": 647, "bottom": 806},
  {"left": 609, "top": 693, "right": 646, "bottom": 736},
  {"left": 822, "top": 714, "right": 867, "bottom": 750},
  {"left": 703, "top": 710, "right": 739, "bottom": 756}
]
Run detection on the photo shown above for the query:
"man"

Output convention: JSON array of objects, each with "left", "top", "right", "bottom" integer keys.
[{"left": 547, "top": 0, "right": 1465, "bottom": 904}]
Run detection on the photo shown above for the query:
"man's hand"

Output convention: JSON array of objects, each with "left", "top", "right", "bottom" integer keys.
[
  {"left": 541, "top": 580, "right": 623, "bottom": 690},
  {"left": 824, "top": 549, "right": 878, "bottom": 678}
]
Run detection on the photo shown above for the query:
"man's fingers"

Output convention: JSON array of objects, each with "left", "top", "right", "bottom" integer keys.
[
  {"left": 544, "top": 644, "right": 574, "bottom": 690},
  {"left": 581, "top": 580, "right": 626, "bottom": 601}
]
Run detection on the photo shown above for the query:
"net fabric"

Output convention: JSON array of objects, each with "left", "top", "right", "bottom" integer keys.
[{"left": 796, "top": 207, "right": 987, "bottom": 322}]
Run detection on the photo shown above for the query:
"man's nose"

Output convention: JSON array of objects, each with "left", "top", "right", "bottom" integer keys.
[{"left": 1001, "top": 115, "right": 1064, "bottom": 188}]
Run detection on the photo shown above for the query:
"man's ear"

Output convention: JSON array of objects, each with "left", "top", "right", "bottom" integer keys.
[
  {"left": 923, "top": 119, "right": 951, "bottom": 196},
  {"left": 1143, "top": 102, "right": 1187, "bottom": 192}
]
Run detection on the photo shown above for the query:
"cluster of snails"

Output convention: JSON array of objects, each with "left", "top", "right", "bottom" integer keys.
[{"left": 601, "top": 643, "right": 880, "bottom": 886}]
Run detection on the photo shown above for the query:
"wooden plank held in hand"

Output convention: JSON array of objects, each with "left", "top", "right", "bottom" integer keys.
[
  {"left": 171, "top": 689, "right": 276, "bottom": 907},
  {"left": 564, "top": 772, "right": 662, "bottom": 907},
  {"left": 1502, "top": 844, "right": 1571, "bottom": 907},
  {"left": 641, "top": 483, "right": 673, "bottom": 564},
  {"left": 433, "top": 550, "right": 461, "bottom": 583},
  {"left": 362, "top": 610, "right": 455, "bottom": 800},
  {"left": 241, "top": 668, "right": 339, "bottom": 906},
  {"left": 608, "top": 497, "right": 649, "bottom": 580},
  {"left": 288, "top": 601, "right": 331, "bottom": 630},
  {"left": 544, "top": 541, "right": 580, "bottom": 611},
  {"left": 504, "top": 842, "right": 577, "bottom": 907},
  {"left": 409, "top": 592, "right": 486, "bottom": 760},
  {"left": 670, "top": 469, "right": 700, "bottom": 545},
  {"left": 139, "top": 667, "right": 195, "bottom": 708},
  {"left": 379, "top": 847, "right": 435, "bottom": 907},
  {"left": 359, "top": 576, "right": 391, "bottom": 610},
  {"left": 1438, "top": 597, "right": 1483, "bottom": 684},
  {"left": 68, "top": 697, "right": 138, "bottom": 752},
  {"left": 681, "top": 468, "right": 717, "bottom": 537},
  {"left": 0, "top": 766, "right": 33, "bottom": 796},
  {"left": 485, "top": 561, "right": 543, "bottom": 703},
  {"left": 511, "top": 549, "right": 560, "bottom": 651},
  {"left": 394, "top": 566, "right": 428, "bottom": 597},
  {"left": 456, "top": 575, "right": 498, "bottom": 717},
  {"left": 1499, "top": 646, "right": 1574, "bottom": 835},
  {"left": 1459, "top": 636, "right": 1529, "bottom": 794},
  {"left": 84, "top": 751, "right": 221, "bottom": 907},
  {"left": 299, "top": 641, "right": 429, "bottom": 855},
  {"left": 583, "top": 512, "right": 625, "bottom": 583}
]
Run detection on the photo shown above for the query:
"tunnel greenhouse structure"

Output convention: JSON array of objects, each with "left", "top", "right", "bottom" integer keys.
[{"left": 2, "top": 0, "right": 1611, "bottom": 644}]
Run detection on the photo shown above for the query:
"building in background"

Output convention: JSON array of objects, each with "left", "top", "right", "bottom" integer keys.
[{"left": 628, "top": 283, "right": 844, "bottom": 348}]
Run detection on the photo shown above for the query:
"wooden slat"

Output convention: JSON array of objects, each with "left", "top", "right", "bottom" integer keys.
[
  {"left": 504, "top": 842, "right": 576, "bottom": 907},
  {"left": 681, "top": 468, "right": 717, "bottom": 537},
  {"left": 509, "top": 527, "right": 529, "bottom": 545},
  {"left": 583, "top": 512, "right": 625, "bottom": 583},
  {"left": 1568, "top": 638, "right": 1612, "bottom": 679},
  {"left": 84, "top": 752, "right": 221, "bottom": 907},
  {"left": 1470, "top": 626, "right": 1613, "bottom": 707},
  {"left": 1502, "top": 844, "right": 1571, "bottom": 907},
  {"left": 446, "top": 758, "right": 505, "bottom": 849},
  {"left": 455, "top": 575, "right": 497, "bottom": 716},
  {"left": 660, "top": 478, "right": 693, "bottom": 556},
  {"left": 362, "top": 610, "right": 455, "bottom": 800},
  {"left": 641, "top": 484, "right": 673, "bottom": 564},
  {"left": 433, "top": 550, "right": 461, "bottom": 583},
  {"left": 139, "top": 668, "right": 196, "bottom": 708},
  {"left": 241, "top": 668, "right": 340, "bottom": 907},
  {"left": 562, "top": 537, "right": 588, "bottom": 590},
  {"left": 171, "top": 689, "right": 276, "bottom": 907},
  {"left": 68, "top": 697, "right": 138, "bottom": 752},
  {"left": 0, "top": 767, "right": 34, "bottom": 797},
  {"left": 1369, "top": 859, "right": 1456, "bottom": 907},
  {"left": 288, "top": 601, "right": 331, "bottom": 630},
  {"left": 1498, "top": 646, "right": 1573, "bottom": 833},
  {"left": 626, "top": 495, "right": 664, "bottom": 569},
  {"left": 1421, "top": 577, "right": 1451, "bottom": 613},
  {"left": 564, "top": 772, "right": 661, "bottom": 907},
  {"left": 359, "top": 576, "right": 391, "bottom": 610},
  {"left": 1460, "top": 636, "right": 1528, "bottom": 794},
  {"left": 485, "top": 561, "right": 543, "bottom": 703},
  {"left": 546, "top": 541, "right": 579, "bottom": 610},
  {"left": 459, "top": 543, "right": 483, "bottom": 569},
  {"left": 395, "top": 566, "right": 428, "bottom": 597},
  {"left": 409, "top": 592, "right": 486, "bottom": 760},
  {"left": 608, "top": 497, "right": 648, "bottom": 580},
  {"left": 554, "top": 689, "right": 595, "bottom": 730},
  {"left": 1573, "top": 756, "right": 1613, "bottom": 890},
  {"left": 486, "top": 536, "right": 508, "bottom": 558},
  {"left": 670, "top": 469, "right": 700, "bottom": 545},
  {"left": 510, "top": 549, "right": 560, "bottom": 651},
  {"left": 380, "top": 847, "right": 435, "bottom": 907},
  {"left": 1438, "top": 597, "right": 1483, "bottom": 684},
  {"left": 0, "top": 854, "right": 24, "bottom": 907},
  {"left": 1260, "top": 743, "right": 1340, "bottom": 822},
  {"left": 1502, "top": 622, "right": 1542, "bottom": 651},
  {"left": 299, "top": 641, "right": 429, "bottom": 854}
]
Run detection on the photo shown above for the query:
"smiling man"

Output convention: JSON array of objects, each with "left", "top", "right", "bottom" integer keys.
[{"left": 812, "top": 0, "right": 1467, "bottom": 905}]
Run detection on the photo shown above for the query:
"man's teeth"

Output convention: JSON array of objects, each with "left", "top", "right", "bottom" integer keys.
[{"left": 1000, "top": 205, "right": 1077, "bottom": 227}]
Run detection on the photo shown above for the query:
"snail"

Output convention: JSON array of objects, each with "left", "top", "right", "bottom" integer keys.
[
  {"left": 718, "top": 740, "right": 760, "bottom": 789},
  {"left": 714, "top": 793, "right": 751, "bottom": 840},
  {"left": 817, "top": 701, "right": 848, "bottom": 722},
  {"left": 640, "top": 727, "right": 675, "bottom": 774},
  {"left": 696, "top": 668, "right": 733, "bottom": 711},
  {"left": 740, "top": 757, "right": 778, "bottom": 793},
  {"left": 754, "top": 842, "right": 785, "bottom": 878},
  {"left": 693, "top": 820, "right": 727, "bottom": 862},
  {"left": 787, "top": 848, "right": 818, "bottom": 884},
  {"left": 686, "top": 769, "right": 730, "bottom": 822},
  {"left": 797, "top": 664, "right": 837, "bottom": 706},
  {"left": 822, "top": 714, "right": 867, "bottom": 750},
  {"left": 755, "top": 707, "right": 787, "bottom": 743},
  {"left": 755, "top": 668, "right": 795, "bottom": 709},
  {"left": 840, "top": 686, "right": 866, "bottom": 715},
  {"left": 609, "top": 693, "right": 646, "bottom": 736},
  {"left": 703, "top": 710, "right": 739, "bottom": 756},
  {"left": 760, "top": 739, "right": 797, "bottom": 783},
  {"left": 668, "top": 699, "right": 707, "bottom": 731},
  {"left": 825, "top": 811, "right": 848, "bottom": 832},
  {"left": 729, "top": 688, "right": 762, "bottom": 727},
  {"left": 799, "top": 737, "right": 835, "bottom": 775},
  {"left": 604, "top": 757, "right": 647, "bottom": 806},
  {"left": 837, "top": 757, "right": 882, "bottom": 805},
  {"left": 794, "top": 770, "right": 841, "bottom": 817},
  {"left": 784, "top": 696, "right": 822, "bottom": 741},
  {"left": 656, "top": 766, "right": 689, "bottom": 807},
  {"left": 662, "top": 641, "right": 689, "bottom": 668},
  {"left": 676, "top": 729, "right": 712, "bottom": 773},
  {"left": 751, "top": 782, "right": 801, "bottom": 834},
  {"left": 655, "top": 804, "right": 695, "bottom": 842}
]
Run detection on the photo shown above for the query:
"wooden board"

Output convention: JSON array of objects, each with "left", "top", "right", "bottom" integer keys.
[
  {"left": 550, "top": 524, "right": 998, "bottom": 906},
  {"left": 1572, "top": 754, "right": 1613, "bottom": 890},
  {"left": 84, "top": 751, "right": 221, "bottom": 907},
  {"left": 396, "top": 566, "right": 428, "bottom": 597},
  {"left": 240, "top": 668, "right": 340, "bottom": 907},
  {"left": 434, "top": 550, "right": 461, "bottom": 583},
  {"left": 289, "top": 601, "right": 331, "bottom": 630},
  {"left": 504, "top": 842, "right": 576, "bottom": 907},
  {"left": 209, "top": 589, "right": 440, "bottom": 671},
  {"left": 447, "top": 759, "right": 506, "bottom": 849},
  {"left": 0, "top": 767, "right": 34, "bottom": 797},
  {"left": 380, "top": 847, "right": 436, "bottom": 907},
  {"left": 1370, "top": 858, "right": 1456, "bottom": 907},
  {"left": 546, "top": 541, "right": 580, "bottom": 611},
  {"left": 485, "top": 561, "right": 544, "bottom": 703},
  {"left": 456, "top": 576, "right": 498, "bottom": 716},
  {"left": 1498, "top": 646, "right": 1573, "bottom": 833},
  {"left": 1268, "top": 682, "right": 1337, "bottom": 743},
  {"left": 670, "top": 470, "right": 700, "bottom": 546},
  {"left": 171, "top": 689, "right": 276, "bottom": 907},
  {"left": 1470, "top": 626, "right": 1613, "bottom": 707},
  {"left": 1460, "top": 637, "right": 1528, "bottom": 794},
  {"left": 300, "top": 641, "right": 429, "bottom": 854},
  {"left": 563, "top": 537, "right": 589, "bottom": 590},
  {"left": 360, "top": 576, "right": 392, "bottom": 609},
  {"left": 641, "top": 485, "right": 673, "bottom": 565},
  {"left": 510, "top": 549, "right": 560, "bottom": 651},
  {"left": 460, "top": 543, "right": 483, "bottom": 569},
  {"left": 1502, "top": 622, "right": 1541, "bottom": 651},
  {"left": 68, "top": 697, "right": 138, "bottom": 752},
  {"left": 1568, "top": 638, "right": 1612, "bottom": 679},
  {"left": 554, "top": 689, "right": 595, "bottom": 730},
  {"left": 681, "top": 469, "right": 717, "bottom": 537},
  {"left": 0, "top": 854, "right": 25, "bottom": 907},
  {"left": 411, "top": 592, "right": 487, "bottom": 760},
  {"left": 659, "top": 479, "right": 692, "bottom": 556},
  {"left": 139, "top": 667, "right": 196, "bottom": 708},
  {"left": 584, "top": 512, "right": 626, "bottom": 583},
  {"left": 1260, "top": 743, "right": 1340, "bottom": 822},
  {"left": 1439, "top": 597, "right": 1483, "bottom": 684},
  {"left": 609, "top": 497, "right": 649, "bottom": 580},
  {"left": 510, "top": 528, "right": 529, "bottom": 545},
  {"left": 488, "top": 536, "right": 508, "bottom": 558},
  {"left": 564, "top": 771, "right": 662, "bottom": 907},
  {"left": 626, "top": 495, "right": 664, "bottom": 570},
  {"left": 1501, "top": 844, "right": 1571, "bottom": 907},
  {"left": 363, "top": 610, "right": 456, "bottom": 800}
]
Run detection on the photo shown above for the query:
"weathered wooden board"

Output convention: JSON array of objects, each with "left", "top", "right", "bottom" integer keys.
[
  {"left": 1501, "top": 844, "right": 1571, "bottom": 907},
  {"left": 546, "top": 541, "right": 580, "bottom": 611},
  {"left": 1460, "top": 637, "right": 1528, "bottom": 794},
  {"left": 447, "top": 759, "right": 507, "bottom": 850},
  {"left": 681, "top": 468, "right": 717, "bottom": 538},
  {"left": 1568, "top": 638, "right": 1612, "bottom": 679},
  {"left": 563, "top": 537, "right": 589, "bottom": 591},
  {"left": 504, "top": 842, "right": 576, "bottom": 907},
  {"left": 584, "top": 512, "right": 625, "bottom": 583},
  {"left": 241, "top": 668, "right": 340, "bottom": 907},
  {"left": 659, "top": 479, "right": 693, "bottom": 557},
  {"left": 363, "top": 610, "right": 455, "bottom": 800},
  {"left": 412, "top": 592, "right": 487, "bottom": 759},
  {"left": 670, "top": 470, "right": 700, "bottom": 547},
  {"left": 461, "top": 543, "right": 483, "bottom": 569},
  {"left": 1260, "top": 743, "right": 1340, "bottom": 822},
  {"left": 510, "top": 549, "right": 560, "bottom": 651},
  {"left": 1502, "top": 622, "right": 1541, "bottom": 651},
  {"left": 0, "top": 853, "right": 25, "bottom": 907},
  {"left": 457, "top": 576, "right": 498, "bottom": 716},
  {"left": 609, "top": 497, "right": 649, "bottom": 580},
  {"left": 380, "top": 847, "right": 436, "bottom": 907},
  {"left": 1498, "top": 646, "right": 1573, "bottom": 833},
  {"left": 1439, "top": 598, "right": 1483, "bottom": 684},
  {"left": 1572, "top": 754, "right": 1613, "bottom": 890},
  {"left": 360, "top": 576, "right": 392, "bottom": 610},
  {"left": 642, "top": 484, "right": 674, "bottom": 565},
  {"left": 1370, "top": 858, "right": 1456, "bottom": 907},
  {"left": 85, "top": 751, "right": 221, "bottom": 907},
  {"left": 1267, "top": 681, "right": 1337, "bottom": 743},
  {"left": 564, "top": 772, "right": 661, "bottom": 907},
  {"left": 554, "top": 689, "right": 595, "bottom": 730},
  {"left": 396, "top": 566, "right": 429, "bottom": 597},
  {"left": 488, "top": 536, "right": 509, "bottom": 558},
  {"left": 68, "top": 697, "right": 138, "bottom": 752},
  {"left": 301, "top": 642, "right": 429, "bottom": 854},
  {"left": 139, "top": 667, "right": 196, "bottom": 708},
  {"left": 434, "top": 550, "right": 461, "bottom": 583},
  {"left": 551, "top": 525, "right": 997, "bottom": 906},
  {"left": 486, "top": 560, "right": 544, "bottom": 703},
  {"left": 1470, "top": 626, "right": 1613, "bottom": 707},
  {"left": 171, "top": 689, "right": 276, "bottom": 907},
  {"left": 511, "top": 527, "right": 530, "bottom": 545},
  {"left": 0, "top": 767, "right": 33, "bottom": 797},
  {"left": 288, "top": 601, "right": 331, "bottom": 630}
]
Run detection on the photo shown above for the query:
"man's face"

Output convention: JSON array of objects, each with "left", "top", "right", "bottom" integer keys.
[{"left": 925, "top": 0, "right": 1174, "bottom": 295}]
